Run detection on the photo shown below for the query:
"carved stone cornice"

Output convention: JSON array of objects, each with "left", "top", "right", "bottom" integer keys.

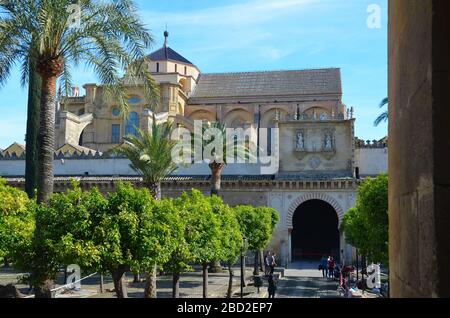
[{"left": 5, "top": 176, "right": 360, "bottom": 193}]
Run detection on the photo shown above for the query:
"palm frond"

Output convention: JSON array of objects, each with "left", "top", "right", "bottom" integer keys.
[
  {"left": 374, "top": 98, "right": 389, "bottom": 126},
  {"left": 374, "top": 111, "right": 388, "bottom": 127},
  {"left": 111, "top": 118, "right": 178, "bottom": 185},
  {"left": 0, "top": 0, "right": 158, "bottom": 115}
]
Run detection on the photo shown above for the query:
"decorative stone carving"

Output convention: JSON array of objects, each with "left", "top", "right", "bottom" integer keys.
[
  {"left": 324, "top": 133, "right": 333, "bottom": 151},
  {"left": 308, "top": 156, "right": 322, "bottom": 169},
  {"left": 296, "top": 131, "right": 305, "bottom": 151}
]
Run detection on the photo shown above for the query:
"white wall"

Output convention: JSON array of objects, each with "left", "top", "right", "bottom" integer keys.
[
  {"left": 355, "top": 148, "right": 388, "bottom": 176},
  {"left": 0, "top": 159, "right": 264, "bottom": 177}
]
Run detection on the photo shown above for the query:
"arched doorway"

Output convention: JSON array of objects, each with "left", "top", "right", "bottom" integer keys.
[{"left": 291, "top": 200, "right": 340, "bottom": 261}]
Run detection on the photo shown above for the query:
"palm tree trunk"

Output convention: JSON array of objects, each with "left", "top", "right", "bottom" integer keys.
[
  {"left": 202, "top": 263, "right": 208, "bottom": 298},
  {"left": 144, "top": 181, "right": 160, "bottom": 200},
  {"left": 209, "top": 161, "right": 225, "bottom": 196},
  {"left": 25, "top": 60, "right": 41, "bottom": 198},
  {"left": 172, "top": 272, "right": 180, "bottom": 298},
  {"left": 226, "top": 265, "right": 234, "bottom": 298},
  {"left": 208, "top": 162, "right": 225, "bottom": 273},
  {"left": 36, "top": 74, "right": 57, "bottom": 203},
  {"left": 144, "top": 264, "right": 157, "bottom": 298},
  {"left": 36, "top": 57, "right": 63, "bottom": 203}
]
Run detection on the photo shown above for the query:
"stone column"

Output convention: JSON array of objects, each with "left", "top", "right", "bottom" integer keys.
[{"left": 389, "top": 0, "right": 450, "bottom": 297}]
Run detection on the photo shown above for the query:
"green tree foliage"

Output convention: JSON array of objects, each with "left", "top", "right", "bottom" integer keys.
[
  {"left": 234, "top": 205, "right": 279, "bottom": 275},
  {"left": 11, "top": 182, "right": 178, "bottom": 298},
  {"left": 0, "top": 178, "right": 34, "bottom": 264},
  {"left": 160, "top": 197, "right": 190, "bottom": 298},
  {"left": 342, "top": 174, "right": 388, "bottom": 265},
  {"left": 3, "top": 178, "right": 280, "bottom": 299},
  {"left": 111, "top": 120, "right": 177, "bottom": 199},
  {"left": 99, "top": 182, "right": 175, "bottom": 298},
  {"left": 235, "top": 205, "right": 279, "bottom": 252},
  {"left": 209, "top": 195, "right": 243, "bottom": 298},
  {"left": 175, "top": 190, "right": 221, "bottom": 298}
]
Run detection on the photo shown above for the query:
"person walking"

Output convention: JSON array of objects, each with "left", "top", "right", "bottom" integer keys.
[
  {"left": 268, "top": 275, "right": 277, "bottom": 298},
  {"left": 266, "top": 252, "right": 277, "bottom": 275},
  {"left": 328, "top": 256, "right": 336, "bottom": 278},
  {"left": 320, "top": 255, "right": 328, "bottom": 278},
  {"left": 264, "top": 252, "right": 271, "bottom": 276},
  {"left": 268, "top": 253, "right": 277, "bottom": 275}
]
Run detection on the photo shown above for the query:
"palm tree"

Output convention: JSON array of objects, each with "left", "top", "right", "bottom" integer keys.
[
  {"left": 0, "top": 0, "right": 158, "bottom": 204},
  {"left": 197, "top": 122, "right": 254, "bottom": 272},
  {"left": 374, "top": 98, "right": 388, "bottom": 126},
  {"left": 198, "top": 122, "right": 254, "bottom": 196},
  {"left": 111, "top": 118, "right": 178, "bottom": 298}
]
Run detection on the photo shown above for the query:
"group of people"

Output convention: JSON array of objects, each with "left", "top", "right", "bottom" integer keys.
[{"left": 319, "top": 255, "right": 336, "bottom": 279}]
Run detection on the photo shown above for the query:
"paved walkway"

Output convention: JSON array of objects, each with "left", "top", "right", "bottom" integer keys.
[
  {"left": 276, "top": 261, "right": 341, "bottom": 298},
  {"left": 0, "top": 266, "right": 255, "bottom": 298}
]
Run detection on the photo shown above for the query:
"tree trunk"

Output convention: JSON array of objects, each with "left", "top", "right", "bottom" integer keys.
[
  {"left": 145, "top": 182, "right": 161, "bottom": 200},
  {"left": 253, "top": 251, "right": 259, "bottom": 276},
  {"left": 35, "top": 57, "right": 63, "bottom": 203},
  {"left": 259, "top": 250, "right": 264, "bottom": 272},
  {"left": 172, "top": 272, "right": 180, "bottom": 298},
  {"left": 209, "top": 161, "right": 225, "bottom": 196},
  {"left": 144, "top": 264, "right": 157, "bottom": 298},
  {"left": 133, "top": 273, "right": 140, "bottom": 283},
  {"left": 112, "top": 269, "right": 128, "bottom": 298},
  {"left": 34, "top": 279, "right": 53, "bottom": 298},
  {"left": 208, "top": 162, "right": 225, "bottom": 274},
  {"left": 227, "top": 265, "right": 234, "bottom": 298},
  {"left": 25, "top": 60, "right": 41, "bottom": 199},
  {"left": 242, "top": 255, "right": 247, "bottom": 287},
  {"left": 202, "top": 263, "right": 208, "bottom": 298},
  {"left": 36, "top": 76, "right": 56, "bottom": 203}
]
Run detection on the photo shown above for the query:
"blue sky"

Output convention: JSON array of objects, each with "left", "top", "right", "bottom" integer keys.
[{"left": 0, "top": 0, "right": 387, "bottom": 149}]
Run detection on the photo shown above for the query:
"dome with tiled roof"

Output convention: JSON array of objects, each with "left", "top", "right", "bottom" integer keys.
[{"left": 148, "top": 31, "right": 194, "bottom": 66}]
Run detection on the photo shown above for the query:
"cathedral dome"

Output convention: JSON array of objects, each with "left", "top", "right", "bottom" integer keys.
[
  {"left": 148, "top": 46, "right": 194, "bottom": 66},
  {"left": 148, "top": 31, "right": 194, "bottom": 66}
]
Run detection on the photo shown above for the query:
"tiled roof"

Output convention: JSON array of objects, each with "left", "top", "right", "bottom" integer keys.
[
  {"left": 148, "top": 46, "right": 194, "bottom": 65},
  {"left": 190, "top": 68, "right": 341, "bottom": 100}
]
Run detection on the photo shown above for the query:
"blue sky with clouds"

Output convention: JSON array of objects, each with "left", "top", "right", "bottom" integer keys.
[{"left": 0, "top": 0, "right": 387, "bottom": 149}]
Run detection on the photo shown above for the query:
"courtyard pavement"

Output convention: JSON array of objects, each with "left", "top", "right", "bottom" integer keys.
[
  {"left": 1, "top": 261, "right": 345, "bottom": 298},
  {"left": 275, "top": 261, "right": 341, "bottom": 298},
  {"left": 0, "top": 265, "right": 257, "bottom": 298}
]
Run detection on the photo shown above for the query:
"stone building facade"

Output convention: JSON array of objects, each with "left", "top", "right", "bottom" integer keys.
[{"left": 0, "top": 33, "right": 388, "bottom": 266}]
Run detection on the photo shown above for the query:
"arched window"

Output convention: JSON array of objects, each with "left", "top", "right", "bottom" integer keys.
[{"left": 125, "top": 112, "right": 139, "bottom": 137}]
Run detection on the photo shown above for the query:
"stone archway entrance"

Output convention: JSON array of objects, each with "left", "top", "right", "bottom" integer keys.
[{"left": 291, "top": 200, "right": 340, "bottom": 261}]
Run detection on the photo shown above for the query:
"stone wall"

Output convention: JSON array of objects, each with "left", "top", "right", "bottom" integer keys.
[
  {"left": 278, "top": 120, "right": 354, "bottom": 174},
  {"left": 389, "top": 0, "right": 450, "bottom": 297},
  {"left": 355, "top": 148, "right": 388, "bottom": 176}
]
